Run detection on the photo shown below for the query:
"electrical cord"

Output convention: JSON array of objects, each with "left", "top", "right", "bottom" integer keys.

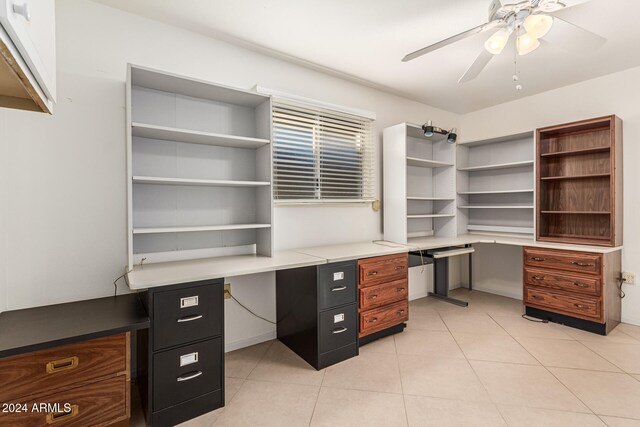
[
  {"left": 112, "top": 258, "right": 145, "bottom": 297},
  {"left": 521, "top": 314, "right": 548, "bottom": 323},
  {"left": 618, "top": 277, "right": 626, "bottom": 299},
  {"left": 229, "top": 293, "right": 276, "bottom": 325}
]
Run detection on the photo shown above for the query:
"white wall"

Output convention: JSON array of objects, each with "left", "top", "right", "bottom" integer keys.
[
  {"left": 460, "top": 65, "right": 640, "bottom": 325},
  {"left": 0, "top": 0, "right": 457, "bottom": 350},
  {"left": 0, "top": 112, "right": 7, "bottom": 313}
]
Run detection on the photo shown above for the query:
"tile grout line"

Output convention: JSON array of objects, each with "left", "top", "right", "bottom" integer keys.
[
  {"left": 394, "top": 334, "right": 411, "bottom": 427},
  {"left": 436, "top": 308, "right": 511, "bottom": 426}
]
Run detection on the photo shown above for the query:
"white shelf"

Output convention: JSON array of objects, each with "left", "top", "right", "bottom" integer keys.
[
  {"left": 458, "top": 189, "right": 534, "bottom": 195},
  {"left": 407, "top": 214, "right": 455, "bottom": 219},
  {"left": 407, "top": 196, "right": 455, "bottom": 201},
  {"left": 132, "top": 122, "right": 270, "bottom": 148},
  {"left": 406, "top": 157, "right": 453, "bottom": 168},
  {"left": 457, "top": 160, "right": 534, "bottom": 172},
  {"left": 467, "top": 224, "right": 534, "bottom": 234},
  {"left": 459, "top": 205, "right": 534, "bottom": 209},
  {"left": 133, "top": 176, "right": 271, "bottom": 187},
  {"left": 133, "top": 224, "right": 272, "bottom": 235}
]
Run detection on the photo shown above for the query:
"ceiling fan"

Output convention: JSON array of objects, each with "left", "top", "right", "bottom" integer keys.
[{"left": 403, "top": 0, "right": 606, "bottom": 84}]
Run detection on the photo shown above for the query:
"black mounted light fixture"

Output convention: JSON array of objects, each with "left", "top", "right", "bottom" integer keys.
[{"left": 421, "top": 121, "right": 458, "bottom": 144}]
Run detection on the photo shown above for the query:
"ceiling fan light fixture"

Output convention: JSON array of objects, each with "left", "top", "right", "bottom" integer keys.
[
  {"left": 517, "top": 32, "right": 540, "bottom": 55},
  {"left": 524, "top": 14, "right": 553, "bottom": 39},
  {"left": 484, "top": 27, "right": 512, "bottom": 55},
  {"left": 539, "top": 0, "right": 566, "bottom": 13}
]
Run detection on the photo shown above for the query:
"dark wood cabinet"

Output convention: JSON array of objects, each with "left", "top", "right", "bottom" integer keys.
[
  {"left": 276, "top": 261, "right": 359, "bottom": 370},
  {"left": 536, "top": 115, "right": 623, "bottom": 246},
  {"left": 358, "top": 254, "right": 409, "bottom": 343},
  {"left": 523, "top": 246, "right": 621, "bottom": 334},
  {"left": 138, "top": 279, "right": 224, "bottom": 427}
]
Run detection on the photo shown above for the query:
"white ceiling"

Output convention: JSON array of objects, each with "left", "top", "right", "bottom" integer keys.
[{"left": 92, "top": 0, "right": 640, "bottom": 113}]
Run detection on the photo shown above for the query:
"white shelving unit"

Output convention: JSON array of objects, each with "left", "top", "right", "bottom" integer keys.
[
  {"left": 456, "top": 132, "right": 535, "bottom": 237},
  {"left": 126, "top": 65, "right": 273, "bottom": 266},
  {"left": 383, "top": 123, "right": 456, "bottom": 243}
]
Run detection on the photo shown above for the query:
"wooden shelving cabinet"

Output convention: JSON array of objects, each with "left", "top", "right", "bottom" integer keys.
[{"left": 536, "top": 115, "right": 622, "bottom": 247}]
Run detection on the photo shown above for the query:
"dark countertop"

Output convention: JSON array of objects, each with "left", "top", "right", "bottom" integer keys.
[{"left": 0, "top": 293, "right": 149, "bottom": 358}]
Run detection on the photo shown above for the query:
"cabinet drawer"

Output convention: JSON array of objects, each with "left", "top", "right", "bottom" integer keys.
[
  {"left": 525, "top": 287, "right": 601, "bottom": 321},
  {"left": 153, "top": 281, "right": 223, "bottom": 351},
  {"left": 0, "top": 374, "right": 128, "bottom": 427},
  {"left": 318, "top": 261, "right": 357, "bottom": 310},
  {"left": 524, "top": 247, "right": 601, "bottom": 276},
  {"left": 0, "top": 334, "right": 127, "bottom": 402},
  {"left": 153, "top": 337, "right": 222, "bottom": 412},
  {"left": 358, "top": 254, "right": 408, "bottom": 287},
  {"left": 359, "top": 300, "right": 408, "bottom": 337},
  {"left": 359, "top": 278, "right": 408, "bottom": 310},
  {"left": 524, "top": 268, "right": 601, "bottom": 296},
  {"left": 319, "top": 304, "right": 358, "bottom": 354}
]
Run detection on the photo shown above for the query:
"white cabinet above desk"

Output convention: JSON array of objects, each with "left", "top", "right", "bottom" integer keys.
[{"left": 0, "top": 0, "right": 56, "bottom": 113}]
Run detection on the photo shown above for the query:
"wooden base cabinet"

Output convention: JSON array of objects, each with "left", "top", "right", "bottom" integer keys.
[
  {"left": 0, "top": 333, "right": 131, "bottom": 426},
  {"left": 358, "top": 254, "right": 409, "bottom": 343},
  {"left": 138, "top": 279, "right": 224, "bottom": 426},
  {"left": 523, "top": 247, "right": 622, "bottom": 334}
]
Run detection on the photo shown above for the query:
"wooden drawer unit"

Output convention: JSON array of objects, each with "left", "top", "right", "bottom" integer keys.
[
  {"left": 525, "top": 287, "right": 601, "bottom": 321},
  {"left": 0, "top": 333, "right": 130, "bottom": 427},
  {"left": 523, "top": 246, "right": 622, "bottom": 335},
  {"left": 358, "top": 253, "right": 409, "bottom": 341},
  {"left": 359, "top": 254, "right": 408, "bottom": 287},
  {"left": 360, "top": 300, "right": 409, "bottom": 337},
  {"left": 1, "top": 374, "right": 129, "bottom": 427},
  {"left": 524, "top": 247, "right": 601, "bottom": 275},
  {"left": 524, "top": 268, "right": 601, "bottom": 297},
  {"left": 0, "top": 334, "right": 127, "bottom": 402},
  {"left": 359, "top": 278, "right": 408, "bottom": 310}
]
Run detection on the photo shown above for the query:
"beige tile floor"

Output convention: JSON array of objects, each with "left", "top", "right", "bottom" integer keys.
[{"left": 132, "top": 289, "right": 640, "bottom": 427}]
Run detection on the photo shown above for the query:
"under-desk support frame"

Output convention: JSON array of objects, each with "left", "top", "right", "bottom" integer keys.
[{"left": 427, "top": 244, "right": 474, "bottom": 307}]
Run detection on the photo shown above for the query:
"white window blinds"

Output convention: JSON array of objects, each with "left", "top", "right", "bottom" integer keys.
[{"left": 272, "top": 98, "right": 375, "bottom": 203}]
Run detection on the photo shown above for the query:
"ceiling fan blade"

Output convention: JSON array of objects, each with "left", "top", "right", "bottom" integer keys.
[
  {"left": 543, "top": 16, "right": 606, "bottom": 51},
  {"left": 458, "top": 49, "right": 494, "bottom": 83},
  {"left": 402, "top": 22, "right": 500, "bottom": 62}
]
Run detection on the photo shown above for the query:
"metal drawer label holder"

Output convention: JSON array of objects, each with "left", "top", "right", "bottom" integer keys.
[
  {"left": 333, "top": 272, "right": 344, "bottom": 281},
  {"left": 180, "top": 296, "right": 199, "bottom": 308},
  {"left": 180, "top": 352, "right": 199, "bottom": 367},
  {"left": 334, "top": 313, "right": 345, "bottom": 323}
]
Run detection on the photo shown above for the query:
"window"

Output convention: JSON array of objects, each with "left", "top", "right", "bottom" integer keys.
[{"left": 272, "top": 98, "right": 375, "bottom": 203}]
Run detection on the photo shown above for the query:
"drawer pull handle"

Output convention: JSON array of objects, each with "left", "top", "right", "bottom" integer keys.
[
  {"left": 333, "top": 327, "right": 348, "bottom": 334},
  {"left": 368, "top": 294, "right": 378, "bottom": 299},
  {"left": 532, "top": 295, "right": 544, "bottom": 300},
  {"left": 395, "top": 266, "right": 405, "bottom": 271},
  {"left": 574, "top": 282, "right": 589, "bottom": 288},
  {"left": 46, "top": 356, "right": 79, "bottom": 374},
  {"left": 574, "top": 303, "right": 592, "bottom": 310},
  {"left": 177, "top": 370, "right": 203, "bottom": 382},
  {"left": 177, "top": 314, "right": 203, "bottom": 323},
  {"left": 573, "top": 262, "right": 595, "bottom": 267},
  {"left": 331, "top": 285, "right": 347, "bottom": 292},
  {"left": 531, "top": 257, "right": 546, "bottom": 262},
  {"left": 397, "top": 287, "right": 406, "bottom": 292},
  {"left": 366, "top": 317, "right": 378, "bottom": 323},
  {"left": 46, "top": 405, "right": 79, "bottom": 424},
  {"left": 367, "top": 271, "right": 378, "bottom": 276},
  {"left": 532, "top": 275, "right": 545, "bottom": 280},
  {"left": 397, "top": 309, "right": 406, "bottom": 315}
]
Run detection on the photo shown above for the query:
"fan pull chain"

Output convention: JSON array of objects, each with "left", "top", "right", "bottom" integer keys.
[{"left": 513, "top": 24, "right": 523, "bottom": 91}]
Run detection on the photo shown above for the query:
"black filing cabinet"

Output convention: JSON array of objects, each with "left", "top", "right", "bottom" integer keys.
[
  {"left": 138, "top": 279, "right": 224, "bottom": 426},
  {"left": 276, "top": 261, "right": 359, "bottom": 370}
]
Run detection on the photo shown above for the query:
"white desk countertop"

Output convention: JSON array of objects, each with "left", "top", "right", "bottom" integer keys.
[
  {"left": 126, "top": 236, "right": 622, "bottom": 290},
  {"left": 126, "top": 250, "right": 327, "bottom": 290},
  {"left": 293, "top": 241, "right": 410, "bottom": 263}
]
